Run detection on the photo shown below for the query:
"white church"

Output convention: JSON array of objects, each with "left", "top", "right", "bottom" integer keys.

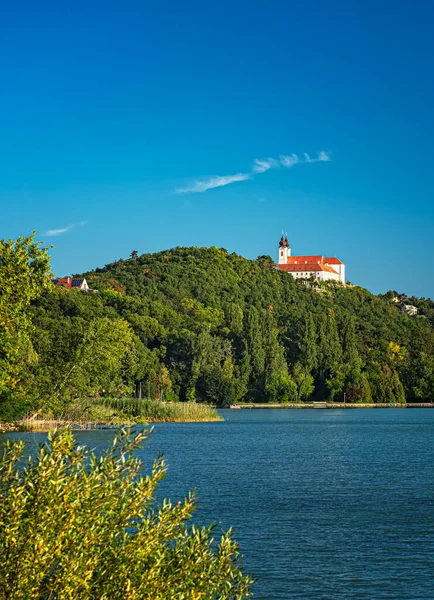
[{"left": 276, "top": 234, "right": 345, "bottom": 283}]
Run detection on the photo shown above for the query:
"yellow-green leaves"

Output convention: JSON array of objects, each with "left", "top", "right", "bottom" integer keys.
[
  {"left": 0, "top": 427, "right": 253, "bottom": 599},
  {"left": 0, "top": 232, "right": 52, "bottom": 405}
]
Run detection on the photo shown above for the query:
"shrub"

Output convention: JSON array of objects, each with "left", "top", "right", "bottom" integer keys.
[{"left": 0, "top": 428, "right": 252, "bottom": 599}]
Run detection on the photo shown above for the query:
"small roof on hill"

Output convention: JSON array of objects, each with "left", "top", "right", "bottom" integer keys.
[{"left": 53, "top": 277, "right": 87, "bottom": 288}]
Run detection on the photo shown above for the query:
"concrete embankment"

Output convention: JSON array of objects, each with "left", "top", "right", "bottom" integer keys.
[{"left": 231, "top": 403, "right": 434, "bottom": 409}]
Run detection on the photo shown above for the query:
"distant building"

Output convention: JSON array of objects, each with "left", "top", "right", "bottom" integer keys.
[
  {"left": 391, "top": 291, "right": 409, "bottom": 303},
  {"left": 401, "top": 304, "right": 418, "bottom": 316},
  {"left": 275, "top": 234, "right": 345, "bottom": 283},
  {"left": 53, "top": 277, "right": 89, "bottom": 291}
]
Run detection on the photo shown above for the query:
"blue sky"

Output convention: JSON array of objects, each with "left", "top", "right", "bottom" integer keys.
[{"left": 1, "top": 0, "right": 434, "bottom": 297}]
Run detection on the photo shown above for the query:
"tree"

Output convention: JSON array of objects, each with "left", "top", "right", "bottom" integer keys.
[
  {"left": 0, "top": 232, "right": 52, "bottom": 417},
  {"left": 315, "top": 311, "right": 344, "bottom": 400},
  {"left": 244, "top": 307, "right": 265, "bottom": 400},
  {"left": 262, "top": 310, "right": 296, "bottom": 402},
  {"left": 226, "top": 302, "right": 244, "bottom": 335},
  {"left": 298, "top": 314, "right": 317, "bottom": 373},
  {"left": 0, "top": 428, "right": 253, "bottom": 599},
  {"left": 345, "top": 376, "right": 372, "bottom": 403},
  {"left": 293, "top": 362, "right": 315, "bottom": 402},
  {"left": 48, "top": 317, "right": 136, "bottom": 407},
  {"left": 340, "top": 315, "right": 362, "bottom": 385},
  {"left": 193, "top": 333, "right": 237, "bottom": 406},
  {"left": 402, "top": 351, "right": 434, "bottom": 400},
  {"left": 369, "top": 364, "right": 406, "bottom": 404}
]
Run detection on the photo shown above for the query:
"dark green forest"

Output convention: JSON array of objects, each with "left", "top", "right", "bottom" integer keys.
[{"left": 1, "top": 236, "right": 434, "bottom": 419}]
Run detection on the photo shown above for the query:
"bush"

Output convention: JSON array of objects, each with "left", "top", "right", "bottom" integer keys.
[{"left": 0, "top": 428, "right": 252, "bottom": 599}]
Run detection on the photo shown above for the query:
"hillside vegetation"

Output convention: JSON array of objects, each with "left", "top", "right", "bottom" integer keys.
[{"left": 1, "top": 240, "right": 434, "bottom": 418}]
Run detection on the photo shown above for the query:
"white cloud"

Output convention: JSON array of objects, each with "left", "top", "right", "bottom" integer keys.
[
  {"left": 175, "top": 151, "right": 331, "bottom": 194},
  {"left": 252, "top": 157, "right": 279, "bottom": 173},
  {"left": 279, "top": 153, "right": 300, "bottom": 168},
  {"left": 45, "top": 226, "right": 71, "bottom": 236},
  {"left": 44, "top": 221, "right": 86, "bottom": 237},
  {"left": 176, "top": 172, "right": 251, "bottom": 194},
  {"left": 280, "top": 151, "right": 331, "bottom": 167}
]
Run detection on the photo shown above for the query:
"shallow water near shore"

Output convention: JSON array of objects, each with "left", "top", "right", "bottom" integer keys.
[{"left": 3, "top": 408, "right": 434, "bottom": 599}]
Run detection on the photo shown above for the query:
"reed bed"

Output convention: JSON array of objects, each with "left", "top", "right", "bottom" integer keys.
[
  {"left": 13, "top": 398, "right": 221, "bottom": 431},
  {"left": 15, "top": 418, "right": 119, "bottom": 432},
  {"left": 93, "top": 397, "right": 222, "bottom": 422}
]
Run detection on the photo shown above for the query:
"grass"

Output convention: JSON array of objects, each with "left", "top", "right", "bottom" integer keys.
[
  {"left": 14, "top": 398, "right": 222, "bottom": 431},
  {"left": 93, "top": 397, "right": 222, "bottom": 422}
]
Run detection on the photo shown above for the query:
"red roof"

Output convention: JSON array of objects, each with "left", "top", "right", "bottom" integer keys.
[
  {"left": 276, "top": 263, "right": 338, "bottom": 274},
  {"left": 277, "top": 254, "right": 343, "bottom": 273},
  {"left": 53, "top": 277, "right": 86, "bottom": 288},
  {"left": 54, "top": 277, "right": 72, "bottom": 286},
  {"left": 286, "top": 255, "right": 323, "bottom": 265}
]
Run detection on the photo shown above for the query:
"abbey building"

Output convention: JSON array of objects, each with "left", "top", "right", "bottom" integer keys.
[{"left": 275, "top": 234, "right": 345, "bottom": 283}]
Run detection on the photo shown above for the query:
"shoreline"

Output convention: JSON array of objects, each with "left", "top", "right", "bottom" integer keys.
[
  {"left": 0, "top": 416, "right": 222, "bottom": 433},
  {"left": 230, "top": 402, "right": 434, "bottom": 409},
  {"left": 2, "top": 403, "right": 433, "bottom": 432}
]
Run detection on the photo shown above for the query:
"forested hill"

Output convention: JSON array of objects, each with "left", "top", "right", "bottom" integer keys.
[
  {"left": 76, "top": 246, "right": 433, "bottom": 405},
  {"left": 6, "top": 244, "right": 433, "bottom": 419}
]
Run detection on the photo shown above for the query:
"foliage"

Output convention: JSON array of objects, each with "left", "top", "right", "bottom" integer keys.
[
  {"left": 2, "top": 237, "right": 434, "bottom": 418},
  {"left": 0, "top": 428, "right": 252, "bottom": 599},
  {"left": 0, "top": 232, "right": 52, "bottom": 418}
]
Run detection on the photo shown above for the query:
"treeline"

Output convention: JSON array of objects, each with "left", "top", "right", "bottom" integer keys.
[{"left": 1, "top": 237, "right": 434, "bottom": 419}]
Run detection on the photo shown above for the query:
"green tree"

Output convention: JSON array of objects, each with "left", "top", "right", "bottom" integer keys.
[
  {"left": 244, "top": 307, "right": 265, "bottom": 400},
  {"left": 50, "top": 317, "right": 136, "bottom": 406},
  {"left": 339, "top": 314, "right": 362, "bottom": 386},
  {"left": 261, "top": 310, "right": 296, "bottom": 403},
  {"left": 0, "top": 232, "right": 52, "bottom": 417},
  {"left": 194, "top": 334, "right": 237, "bottom": 406},
  {"left": 226, "top": 302, "right": 244, "bottom": 335},
  {"left": 298, "top": 313, "right": 317, "bottom": 373},
  {"left": 232, "top": 341, "right": 251, "bottom": 403},
  {"left": 316, "top": 312, "right": 344, "bottom": 400},
  {"left": 293, "top": 362, "right": 315, "bottom": 402},
  {"left": 402, "top": 351, "right": 434, "bottom": 400},
  {"left": 345, "top": 376, "right": 372, "bottom": 403},
  {"left": 369, "top": 364, "right": 406, "bottom": 404},
  {"left": 0, "top": 428, "right": 253, "bottom": 599}
]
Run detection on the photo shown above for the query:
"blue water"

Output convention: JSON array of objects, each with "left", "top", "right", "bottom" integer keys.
[{"left": 3, "top": 409, "right": 434, "bottom": 599}]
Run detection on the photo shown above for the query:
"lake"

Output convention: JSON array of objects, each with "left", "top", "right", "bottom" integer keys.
[{"left": 3, "top": 408, "right": 434, "bottom": 599}]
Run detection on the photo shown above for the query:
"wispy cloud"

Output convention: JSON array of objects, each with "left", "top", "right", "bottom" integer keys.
[
  {"left": 176, "top": 173, "right": 251, "bottom": 194},
  {"left": 44, "top": 221, "right": 87, "bottom": 237},
  {"left": 176, "top": 151, "right": 331, "bottom": 194},
  {"left": 279, "top": 153, "right": 300, "bottom": 168},
  {"left": 252, "top": 157, "right": 280, "bottom": 173}
]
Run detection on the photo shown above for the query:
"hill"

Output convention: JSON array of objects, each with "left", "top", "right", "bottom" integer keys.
[{"left": 2, "top": 244, "right": 434, "bottom": 418}]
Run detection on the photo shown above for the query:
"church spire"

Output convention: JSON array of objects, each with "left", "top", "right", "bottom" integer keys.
[{"left": 278, "top": 231, "right": 291, "bottom": 263}]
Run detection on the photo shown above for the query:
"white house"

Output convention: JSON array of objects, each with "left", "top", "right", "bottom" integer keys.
[
  {"left": 275, "top": 234, "right": 345, "bottom": 283},
  {"left": 401, "top": 304, "right": 417, "bottom": 316}
]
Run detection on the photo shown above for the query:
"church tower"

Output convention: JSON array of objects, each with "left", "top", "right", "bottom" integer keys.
[{"left": 278, "top": 233, "right": 291, "bottom": 264}]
